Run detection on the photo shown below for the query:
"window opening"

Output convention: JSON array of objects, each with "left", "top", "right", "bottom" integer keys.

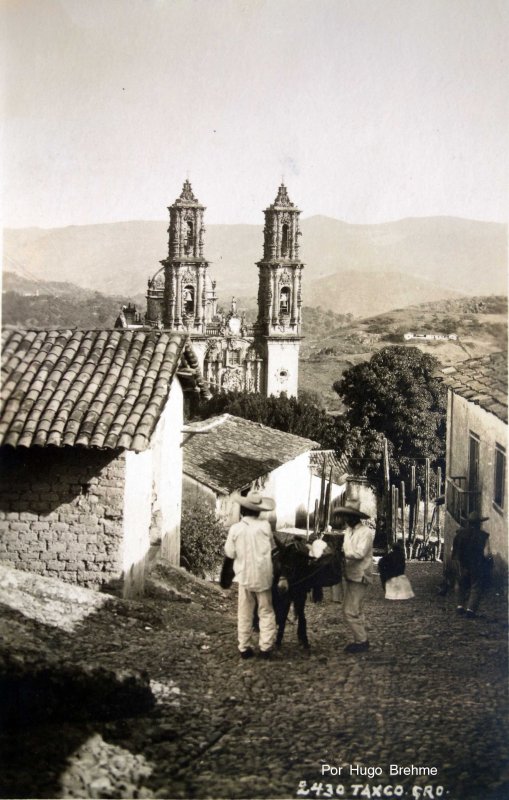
[
  {"left": 468, "top": 433, "right": 480, "bottom": 514},
  {"left": 279, "top": 286, "right": 290, "bottom": 315},
  {"left": 494, "top": 444, "right": 506, "bottom": 509},
  {"left": 183, "top": 285, "right": 195, "bottom": 315},
  {"left": 281, "top": 223, "right": 289, "bottom": 256},
  {"left": 184, "top": 220, "right": 194, "bottom": 255}
]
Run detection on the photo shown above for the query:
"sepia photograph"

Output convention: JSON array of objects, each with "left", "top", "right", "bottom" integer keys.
[{"left": 1, "top": 1, "right": 508, "bottom": 799}]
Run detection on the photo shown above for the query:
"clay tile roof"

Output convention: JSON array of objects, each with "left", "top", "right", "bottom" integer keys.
[
  {"left": 1, "top": 329, "right": 206, "bottom": 451},
  {"left": 183, "top": 414, "right": 320, "bottom": 495},
  {"left": 309, "top": 450, "right": 350, "bottom": 484},
  {"left": 439, "top": 352, "right": 508, "bottom": 424}
]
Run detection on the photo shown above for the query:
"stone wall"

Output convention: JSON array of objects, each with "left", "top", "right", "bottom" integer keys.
[{"left": 0, "top": 447, "right": 125, "bottom": 589}]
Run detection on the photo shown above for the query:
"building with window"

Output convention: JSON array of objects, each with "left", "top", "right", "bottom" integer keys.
[
  {"left": 116, "top": 180, "right": 304, "bottom": 398},
  {"left": 441, "top": 352, "right": 507, "bottom": 582}
]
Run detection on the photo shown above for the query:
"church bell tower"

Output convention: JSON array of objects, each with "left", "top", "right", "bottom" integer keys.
[
  {"left": 160, "top": 180, "right": 209, "bottom": 332},
  {"left": 255, "top": 183, "right": 304, "bottom": 397}
]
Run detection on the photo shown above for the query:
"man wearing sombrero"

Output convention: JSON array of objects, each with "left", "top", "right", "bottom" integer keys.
[
  {"left": 335, "top": 498, "right": 375, "bottom": 653},
  {"left": 224, "top": 491, "right": 277, "bottom": 659},
  {"left": 451, "top": 510, "right": 491, "bottom": 619}
]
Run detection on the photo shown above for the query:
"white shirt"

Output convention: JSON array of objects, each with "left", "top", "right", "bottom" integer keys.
[
  {"left": 224, "top": 517, "right": 274, "bottom": 592},
  {"left": 343, "top": 521, "right": 375, "bottom": 583}
]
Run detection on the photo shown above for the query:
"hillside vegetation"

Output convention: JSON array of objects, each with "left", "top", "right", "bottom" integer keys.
[
  {"left": 1, "top": 274, "right": 144, "bottom": 329},
  {"left": 300, "top": 296, "right": 508, "bottom": 411}
]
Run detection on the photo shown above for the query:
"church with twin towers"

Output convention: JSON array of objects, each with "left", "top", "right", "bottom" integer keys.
[{"left": 118, "top": 180, "right": 304, "bottom": 398}]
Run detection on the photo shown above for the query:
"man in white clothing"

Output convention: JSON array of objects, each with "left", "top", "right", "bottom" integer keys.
[
  {"left": 336, "top": 498, "right": 374, "bottom": 653},
  {"left": 224, "top": 491, "right": 277, "bottom": 660}
]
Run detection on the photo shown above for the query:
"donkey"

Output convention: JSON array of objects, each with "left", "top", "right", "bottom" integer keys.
[{"left": 272, "top": 535, "right": 342, "bottom": 650}]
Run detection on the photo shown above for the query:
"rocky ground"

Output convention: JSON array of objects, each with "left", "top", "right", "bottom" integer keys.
[{"left": 0, "top": 560, "right": 507, "bottom": 800}]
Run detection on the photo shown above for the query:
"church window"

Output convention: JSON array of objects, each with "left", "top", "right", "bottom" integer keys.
[
  {"left": 185, "top": 220, "right": 194, "bottom": 254},
  {"left": 281, "top": 223, "right": 289, "bottom": 257},
  {"left": 228, "top": 349, "right": 241, "bottom": 366},
  {"left": 183, "top": 285, "right": 195, "bottom": 315},
  {"left": 279, "top": 286, "right": 290, "bottom": 315}
]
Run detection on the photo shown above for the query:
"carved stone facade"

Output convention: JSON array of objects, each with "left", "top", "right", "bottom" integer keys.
[
  {"left": 119, "top": 180, "right": 303, "bottom": 397},
  {"left": 145, "top": 180, "right": 218, "bottom": 331}
]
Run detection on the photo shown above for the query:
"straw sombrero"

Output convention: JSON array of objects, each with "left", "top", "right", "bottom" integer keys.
[{"left": 232, "top": 490, "right": 275, "bottom": 512}]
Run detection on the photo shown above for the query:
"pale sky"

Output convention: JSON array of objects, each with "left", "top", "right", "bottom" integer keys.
[{"left": 2, "top": 0, "right": 508, "bottom": 228}]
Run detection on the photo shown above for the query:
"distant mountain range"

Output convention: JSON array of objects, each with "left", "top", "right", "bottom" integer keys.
[
  {"left": 3, "top": 215, "right": 507, "bottom": 318},
  {"left": 304, "top": 270, "right": 462, "bottom": 317}
]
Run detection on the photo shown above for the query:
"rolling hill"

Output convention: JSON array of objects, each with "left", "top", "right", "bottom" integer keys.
[
  {"left": 299, "top": 295, "right": 507, "bottom": 411},
  {"left": 304, "top": 270, "right": 462, "bottom": 317},
  {"left": 4, "top": 215, "right": 507, "bottom": 318}
]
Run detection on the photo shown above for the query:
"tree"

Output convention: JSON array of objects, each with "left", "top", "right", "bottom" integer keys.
[
  {"left": 333, "top": 346, "right": 447, "bottom": 489},
  {"left": 196, "top": 390, "right": 344, "bottom": 451}
]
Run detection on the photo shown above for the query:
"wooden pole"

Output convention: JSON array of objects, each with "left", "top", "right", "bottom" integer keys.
[
  {"left": 395, "top": 486, "right": 399, "bottom": 543},
  {"left": 313, "top": 499, "right": 319, "bottom": 535},
  {"left": 324, "top": 467, "right": 333, "bottom": 529},
  {"left": 390, "top": 486, "right": 394, "bottom": 545},
  {"left": 387, "top": 486, "right": 396, "bottom": 546},
  {"left": 318, "top": 459, "right": 327, "bottom": 531},
  {"left": 383, "top": 438, "right": 391, "bottom": 550},
  {"left": 436, "top": 466, "right": 442, "bottom": 553},
  {"left": 383, "top": 438, "right": 390, "bottom": 492},
  {"left": 306, "top": 465, "right": 312, "bottom": 540},
  {"left": 414, "top": 485, "right": 421, "bottom": 557},
  {"left": 392, "top": 485, "right": 399, "bottom": 543},
  {"left": 409, "top": 465, "right": 416, "bottom": 545},
  {"left": 400, "top": 480, "right": 406, "bottom": 557},
  {"left": 423, "top": 458, "right": 430, "bottom": 538}
]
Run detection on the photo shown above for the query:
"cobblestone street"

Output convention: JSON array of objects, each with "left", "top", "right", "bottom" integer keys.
[{"left": 1, "top": 561, "right": 508, "bottom": 800}]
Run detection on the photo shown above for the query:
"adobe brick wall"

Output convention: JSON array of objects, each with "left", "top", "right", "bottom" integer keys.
[{"left": 0, "top": 447, "right": 126, "bottom": 589}]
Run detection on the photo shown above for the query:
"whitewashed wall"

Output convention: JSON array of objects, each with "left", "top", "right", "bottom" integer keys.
[
  {"left": 123, "top": 448, "right": 153, "bottom": 597},
  {"left": 264, "top": 339, "right": 300, "bottom": 398},
  {"left": 250, "top": 451, "right": 311, "bottom": 529},
  {"left": 152, "top": 378, "right": 185, "bottom": 566},
  {"left": 122, "top": 377, "right": 185, "bottom": 597}
]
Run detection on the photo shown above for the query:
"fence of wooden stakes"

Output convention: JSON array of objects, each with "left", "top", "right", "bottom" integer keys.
[
  {"left": 383, "top": 437, "right": 443, "bottom": 561},
  {"left": 308, "top": 441, "right": 443, "bottom": 562}
]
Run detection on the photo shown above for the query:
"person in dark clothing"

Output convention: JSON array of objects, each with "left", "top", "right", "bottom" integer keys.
[
  {"left": 451, "top": 511, "right": 490, "bottom": 618},
  {"left": 378, "top": 542, "right": 406, "bottom": 589}
]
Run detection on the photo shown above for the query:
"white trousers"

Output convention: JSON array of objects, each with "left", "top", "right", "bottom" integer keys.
[
  {"left": 237, "top": 585, "right": 276, "bottom": 653},
  {"left": 343, "top": 579, "right": 369, "bottom": 644}
]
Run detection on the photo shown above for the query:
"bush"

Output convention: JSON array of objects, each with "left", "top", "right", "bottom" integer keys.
[{"left": 180, "top": 505, "right": 228, "bottom": 578}]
